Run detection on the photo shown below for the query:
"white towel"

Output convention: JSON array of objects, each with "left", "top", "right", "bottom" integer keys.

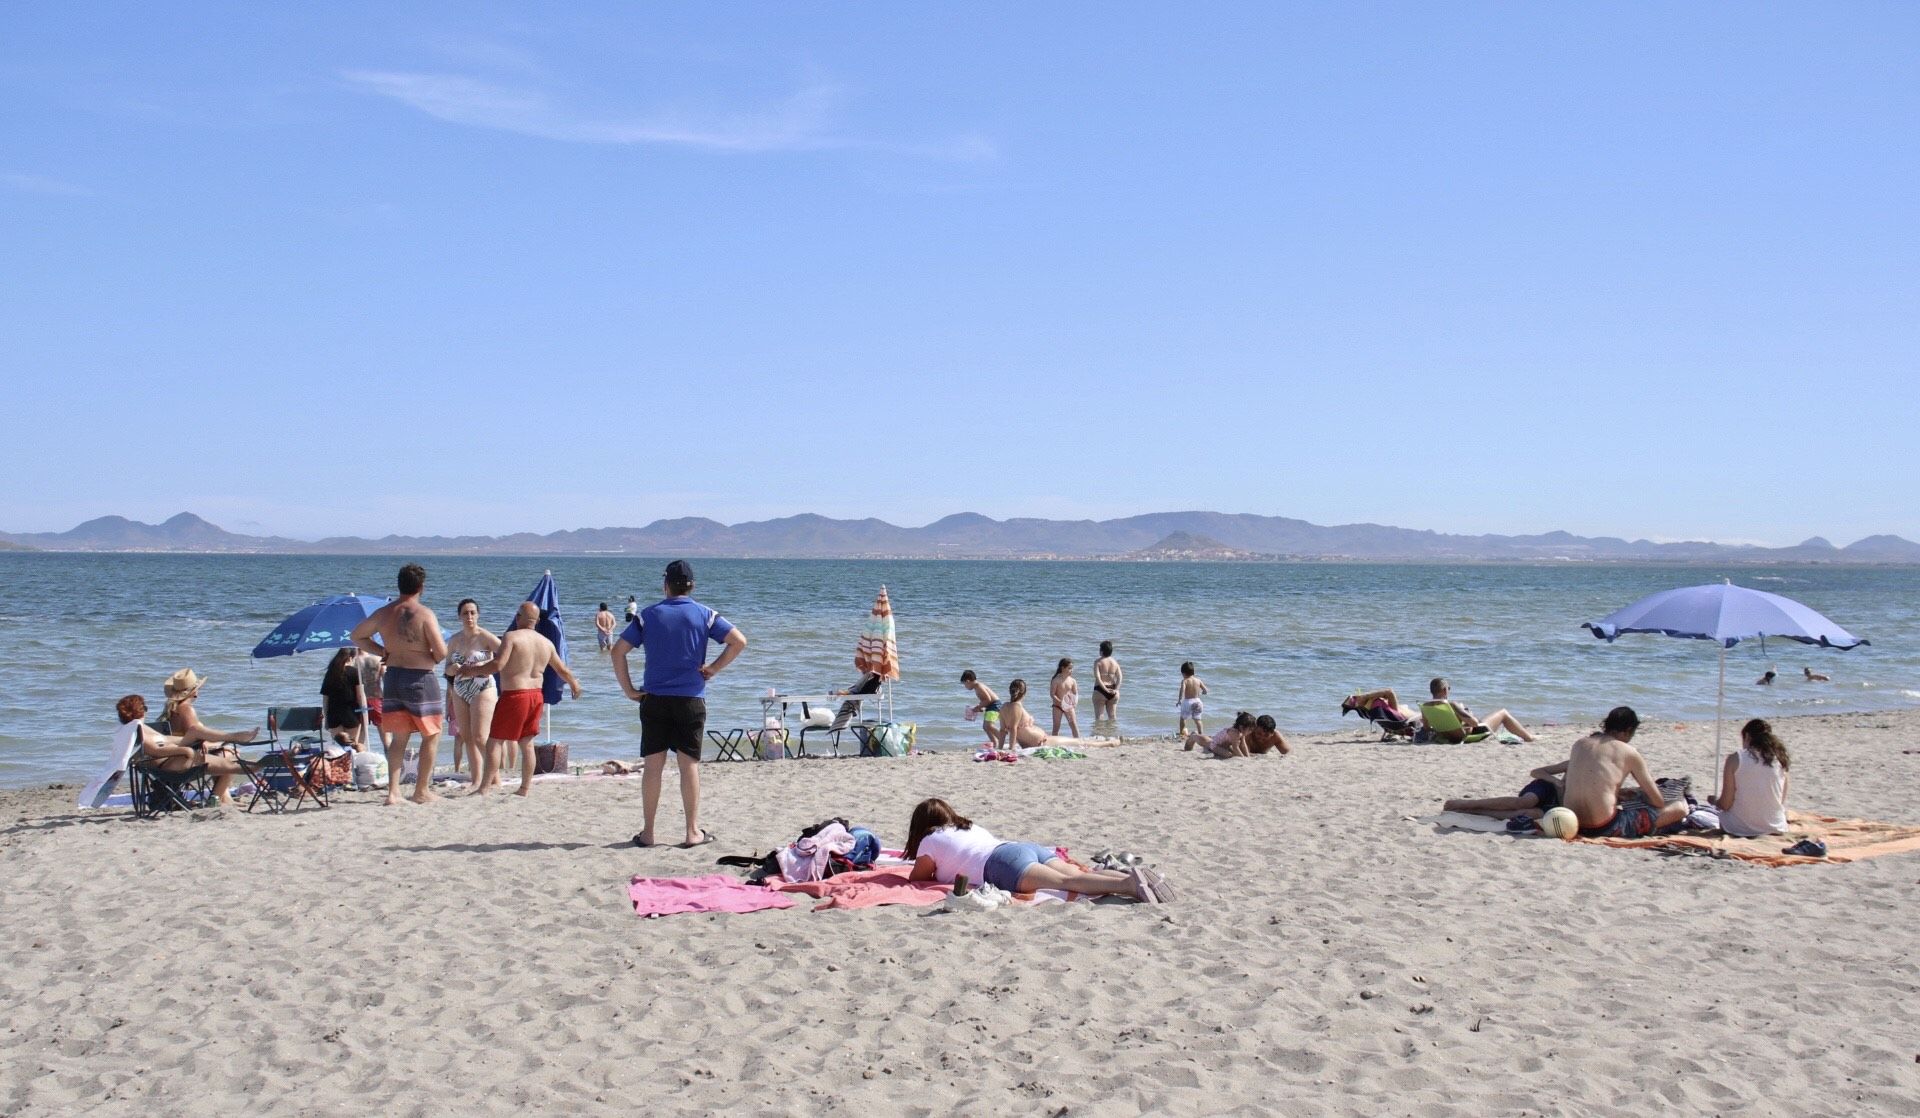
[{"left": 77, "top": 722, "right": 141, "bottom": 809}]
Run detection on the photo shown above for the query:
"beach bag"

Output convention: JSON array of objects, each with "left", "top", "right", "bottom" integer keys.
[
  {"left": 867, "top": 722, "right": 914, "bottom": 757},
  {"left": 847, "top": 826, "right": 881, "bottom": 867},
  {"left": 309, "top": 749, "right": 352, "bottom": 788},
  {"left": 535, "top": 742, "right": 568, "bottom": 775},
  {"left": 353, "top": 750, "right": 386, "bottom": 789}
]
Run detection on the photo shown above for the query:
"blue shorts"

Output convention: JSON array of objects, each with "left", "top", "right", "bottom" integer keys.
[{"left": 983, "top": 842, "right": 1056, "bottom": 892}]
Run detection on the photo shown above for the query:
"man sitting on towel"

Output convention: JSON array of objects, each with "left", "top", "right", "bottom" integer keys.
[{"left": 1563, "top": 706, "right": 1688, "bottom": 838}]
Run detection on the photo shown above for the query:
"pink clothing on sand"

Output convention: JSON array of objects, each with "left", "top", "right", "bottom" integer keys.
[
  {"left": 628, "top": 873, "right": 798, "bottom": 917},
  {"left": 774, "top": 868, "right": 953, "bottom": 911}
]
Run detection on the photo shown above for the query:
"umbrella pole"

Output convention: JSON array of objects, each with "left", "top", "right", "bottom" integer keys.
[{"left": 1713, "top": 644, "right": 1727, "bottom": 797}]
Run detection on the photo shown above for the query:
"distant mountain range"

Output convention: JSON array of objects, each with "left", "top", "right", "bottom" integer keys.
[{"left": 4, "top": 511, "right": 1919, "bottom": 564}]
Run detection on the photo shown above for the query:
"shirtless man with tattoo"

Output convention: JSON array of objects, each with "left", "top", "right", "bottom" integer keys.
[
  {"left": 351, "top": 563, "right": 449, "bottom": 805},
  {"left": 453, "top": 601, "right": 581, "bottom": 797}
]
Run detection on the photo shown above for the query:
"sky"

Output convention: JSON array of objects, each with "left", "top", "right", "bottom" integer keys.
[{"left": 3, "top": 3, "right": 1916, "bottom": 545}]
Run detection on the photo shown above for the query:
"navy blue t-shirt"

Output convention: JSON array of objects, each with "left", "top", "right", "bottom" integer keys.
[{"left": 620, "top": 597, "right": 736, "bottom": 698}]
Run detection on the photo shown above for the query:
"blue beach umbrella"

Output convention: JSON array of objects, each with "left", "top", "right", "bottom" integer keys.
[
  {"left": 252, "top": 593, "right": 391, "bottom": 658},
  {"left": 526, "top": 570, "right": 569, "bottom": 712},
  {"left": 1582, "top": 580, "right": 1866, "bottom": 790}
]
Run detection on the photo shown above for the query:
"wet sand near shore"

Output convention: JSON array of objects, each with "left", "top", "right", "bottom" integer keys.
[{"left": 3, "top": 709, "right": 1917, "bottom": 1115}]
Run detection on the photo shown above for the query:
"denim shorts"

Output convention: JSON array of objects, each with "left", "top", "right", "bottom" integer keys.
[{"left": 983, "top": 842, "right": 1055, "bottom": 892}]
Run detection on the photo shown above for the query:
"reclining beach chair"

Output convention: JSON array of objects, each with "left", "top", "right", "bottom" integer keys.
[
  {"left": 1417, "top": 701, "right": 1492, "bottom": 744},
  {"left": 247, "top": 705, "right": 337, "bottom": 813},
  {"left": 1340, "top": 693, "right": 1417, "bottom": 741},
  {"left": 796, "top": 700, "right": 874, "bottom": 758}
]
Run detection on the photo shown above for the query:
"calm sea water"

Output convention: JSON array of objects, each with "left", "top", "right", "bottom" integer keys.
[{"left": 1, "top": 554, "right": 1915, "bottom": 788}]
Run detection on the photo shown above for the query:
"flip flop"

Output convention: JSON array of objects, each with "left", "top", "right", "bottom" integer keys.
[
  {"left": 631, "top": 834, "right": 657, "bottom": 848},
  {"left": 1125, "top": 866, "right": 1162, "bottom": 904},
  {"left": 680, "top": 830, "right": 717, "bottom": 849}
]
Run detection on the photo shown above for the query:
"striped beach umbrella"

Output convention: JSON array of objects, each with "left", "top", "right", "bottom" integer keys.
[{"left": 854, "top": 586, "right": 900, "bottom": 681}]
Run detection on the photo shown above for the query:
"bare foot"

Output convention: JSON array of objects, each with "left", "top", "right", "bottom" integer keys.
[
  {"left": 469, "top": 785, "right": 492, "bottom": 797},
  {"left": 383, "top": 793, "right": 403, "bottom": 806},
  {"left": 513, "top": 786, "right": 532, "bottom": 797},
  {"left": 411, "top": 788, "right": 440, "bottom": 804}
]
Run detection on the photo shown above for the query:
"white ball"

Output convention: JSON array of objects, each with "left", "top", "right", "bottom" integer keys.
[{"left": 1539, "top": 806, "right": 1580, "bottom": 841}]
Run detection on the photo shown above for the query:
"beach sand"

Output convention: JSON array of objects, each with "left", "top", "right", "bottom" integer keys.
[{"left": 3, "top": 709, "right": 1918, "bottom": 1115}]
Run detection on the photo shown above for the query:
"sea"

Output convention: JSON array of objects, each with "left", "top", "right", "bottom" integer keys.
[{"left": 2, "top": 553, "right": 1916, "bottom": 789}]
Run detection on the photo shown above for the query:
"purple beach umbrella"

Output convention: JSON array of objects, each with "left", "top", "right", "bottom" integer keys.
[{"left": 1583, "top": 579, "right": 1866, "bottom": 791}]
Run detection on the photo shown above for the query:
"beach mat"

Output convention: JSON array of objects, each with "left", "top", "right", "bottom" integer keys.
[
  {"left": 1424, "top": 810, "right": 1920, "bottom": 866},
  {"left": 1575, "top": 812, "right": 1920, "bottom": 866}
]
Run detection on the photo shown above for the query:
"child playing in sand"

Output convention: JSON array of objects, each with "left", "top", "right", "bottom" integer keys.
[
  {"left": 961, "top": 670, "right": 1004, "bottom": 748},
  {"left": 1175, "top": 661, "right": 1207, "bottom": 738}
]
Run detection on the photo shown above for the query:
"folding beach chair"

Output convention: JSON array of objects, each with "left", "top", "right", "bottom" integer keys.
[
  {"left": 127, "top": 724, "right": 215, "bottom": 817},
  {"left": 247, "top": 706, "right": 335, "bottom": 813},
  {"left": 1417, "top": 701, "right": 1492, "bottom": 744},
  {"left": 1340, "top": 694, "right": 1418, "bottom": 741},
  {"left": 706, "top": 728, "right": 751, "bottom": 762}
]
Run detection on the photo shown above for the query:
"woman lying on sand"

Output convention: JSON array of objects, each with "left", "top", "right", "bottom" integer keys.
[{"left": 905, "top": 797, "right": 1174, "bottom": 902}]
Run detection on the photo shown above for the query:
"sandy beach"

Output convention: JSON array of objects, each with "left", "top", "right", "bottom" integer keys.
[{"left": 3, "top": 709, "right": 1918, "bottom": 1116}]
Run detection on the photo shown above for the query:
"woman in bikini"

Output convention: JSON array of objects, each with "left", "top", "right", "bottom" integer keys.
[
  {"left": 1000, "top": 678, "right": 1061, "bottom": 749},
  {"left": 445, "top": 598, "right": 500, "bottom": 787},
  {"left": 1049, "top": 658, "right": 1080, "bottom": 738},
  {"left": 159, "top": 668, "right": 259, "bottom": 758},
  {"left": 119, "top": 694, "right": 257, "bottom": 806}
]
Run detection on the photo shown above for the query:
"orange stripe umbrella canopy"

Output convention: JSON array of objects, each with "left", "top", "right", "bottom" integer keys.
[{"left": 854, "top": 586, "right": 900, "bottom": 680}]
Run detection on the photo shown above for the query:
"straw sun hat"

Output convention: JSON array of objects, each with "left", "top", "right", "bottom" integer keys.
[{"left": 162, "top": 668, "right": 207, "bottom": 698}]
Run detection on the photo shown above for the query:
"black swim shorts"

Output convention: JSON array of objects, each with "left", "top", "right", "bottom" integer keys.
[
  {"left": 639, "top": 695, "right": 706, "bottom": 758},
  {"left": 1519, "top": 777, "right": 1560, "bottom": 811}
]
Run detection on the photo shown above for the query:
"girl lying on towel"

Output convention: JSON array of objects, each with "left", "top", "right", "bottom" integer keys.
[{"left": 903, "top": 797, "right": 1174, "bottom": 903}]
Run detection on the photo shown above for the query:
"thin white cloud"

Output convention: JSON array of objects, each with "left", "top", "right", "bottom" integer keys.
[
  {"left": 340, "top": 69, "right": 994, "bottom": 160},
  {"left": 1, "top": 172, "right": 99, "bottom": 197}
]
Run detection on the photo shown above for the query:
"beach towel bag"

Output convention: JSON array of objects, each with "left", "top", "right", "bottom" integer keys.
[
  {"left": 535, "top": 742, "right": 568, "bottom": 775},
  {"left": 352, "top": 750, "right": 386, "bottom": 789}
]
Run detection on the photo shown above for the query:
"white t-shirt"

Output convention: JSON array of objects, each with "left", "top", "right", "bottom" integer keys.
[
  {"left": 1721, "top": 749, "right": 1788, "bottom": 837},
  {"left": 915, "top": 825, "right": 1002, "bottom": 884}
]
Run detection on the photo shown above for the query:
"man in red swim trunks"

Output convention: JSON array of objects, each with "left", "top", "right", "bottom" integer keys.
[{"left": 453, "top": 601, "right": 581, "bottom": 797}]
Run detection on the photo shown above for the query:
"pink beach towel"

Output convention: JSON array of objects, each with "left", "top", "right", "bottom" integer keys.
[
  {"left": 628, "top": 873, "right": 798, "bottom": 917},
  {"left": 773, "top": 868, "right": 953, "bottom": 911}
]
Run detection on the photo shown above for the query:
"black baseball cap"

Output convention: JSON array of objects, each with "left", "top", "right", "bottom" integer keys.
[{"left": 665, "top": 559, "right": 695, "bottom": 583}]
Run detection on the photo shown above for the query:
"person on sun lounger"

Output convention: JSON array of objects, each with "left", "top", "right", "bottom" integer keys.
[
  {"left": 1562, "top": 707, "right": 1688, "bottom": 838},
  {"left": 1422, "top": 678, "right": 1535, "bottom": 743},
  {"left": 1444, "top": 763, "right": 1569, "bottom": 819},
  {"left": 905, "top": 797, "right": 1173, "bottom": 902}
]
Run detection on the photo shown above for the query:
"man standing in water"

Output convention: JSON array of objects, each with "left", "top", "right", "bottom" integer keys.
[
  {"left": 1092, "top": 641, "right": 1123, "bottom": 723},
  {"left": 595, "top": 603, "right": 617, "bottom": 654},
  {"left": 454, "top": 601, "right": 581, "bottom": 797},
  {"left": 612, "top": 560, "right": 748, "bottom": 848},
  {"left": 351, "top": 563, "right": 449, "bottom": 805}
]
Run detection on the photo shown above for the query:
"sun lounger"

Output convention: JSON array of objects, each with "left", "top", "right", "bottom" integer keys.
[{"left": 1418, "top": 701, "right": 1491, "bottom": 744}]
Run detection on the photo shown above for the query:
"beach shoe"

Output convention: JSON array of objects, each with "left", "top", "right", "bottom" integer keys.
[
  {"left": 1126, "top": 866, "right": 1176, "bottom": 904},
  {"left": 1506, "top": 815, "right": 1541, "bottom": 833},
  {"left": 1783, "top": 838, "right": 1828, "bottom": 858}
]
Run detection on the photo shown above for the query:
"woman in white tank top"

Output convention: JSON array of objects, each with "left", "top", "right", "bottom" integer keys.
[{"left": 1711, "top": 718, "right": 1791, "bottom": 837}]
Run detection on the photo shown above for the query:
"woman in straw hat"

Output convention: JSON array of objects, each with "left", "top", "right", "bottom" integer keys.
[{"left": 160, "top": 668, "right": 259, "bottom": 765}]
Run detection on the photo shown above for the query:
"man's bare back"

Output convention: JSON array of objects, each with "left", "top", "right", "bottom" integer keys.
[
  {"left": 1563, "top": 731, "right": 1664, "bottom": 829},
  {"left": 459, "top": 603, "right": 582, "bottom": 696},
  {"left": 364, "top": 598, "right": 446, "bottom": 670}
]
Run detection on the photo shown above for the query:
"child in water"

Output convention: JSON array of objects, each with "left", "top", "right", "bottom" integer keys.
[
  {"left": 1175, "top": 661, "right": 1208, "bottom": 739},
  {"left": 961, "top": 670, "right": 1004, "bottom": 748}
]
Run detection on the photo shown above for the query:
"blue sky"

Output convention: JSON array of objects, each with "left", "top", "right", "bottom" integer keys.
[{"left": 4, "top": 3, "right": 1916, "bottom": 544}]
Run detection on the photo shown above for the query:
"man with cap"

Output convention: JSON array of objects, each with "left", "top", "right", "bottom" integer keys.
[{"left": 611, "top": 559, "right": 748, "bottom": 848}]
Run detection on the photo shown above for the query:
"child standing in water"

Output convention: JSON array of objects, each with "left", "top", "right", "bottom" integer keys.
[
  {"left": 1175, "top": 661, "right": 1208, "bottom": 739},
  {"left": 961, "top": 670, "right": 1004, "bottom": 748},
  {"left": 1049, "top": 658, "right": 1080, "bottom": 738}
]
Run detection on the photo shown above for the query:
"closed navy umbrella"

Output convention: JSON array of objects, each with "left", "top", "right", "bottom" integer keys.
[
  {"left": 1583, "top": 579, "right": 1866, "bottom": 790},
  {"left": 526, "top": 570, "right": 569, "bottom": 719}
]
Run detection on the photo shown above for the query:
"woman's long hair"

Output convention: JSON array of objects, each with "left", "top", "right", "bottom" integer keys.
[
  {"left": 322, "top": 647, "right": 356, "bottom": 694},
  {"left": 1052, "top": 658, "right": 1072, "bottom": 680},
  {"left": 905, "top": 797, "right": 972, "bottom": 858},
  {"left": 1741, "top": 718, "right": 1790, "bottom": 770},
  {"left": 1007, "top": 678, "right": 1028, "bottom": 703}
]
